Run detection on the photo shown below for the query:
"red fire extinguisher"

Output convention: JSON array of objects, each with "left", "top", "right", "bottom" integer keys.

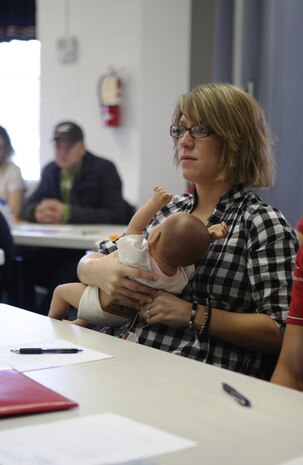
[{"left": 98, "top": 70, "right": 122, "bottom": 127}]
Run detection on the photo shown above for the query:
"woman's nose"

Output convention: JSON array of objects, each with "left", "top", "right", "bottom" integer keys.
[{"left": 179, "top": 130, "right": 194, "bottom": 147}]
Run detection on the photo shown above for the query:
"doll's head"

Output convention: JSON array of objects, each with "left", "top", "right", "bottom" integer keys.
[{"left": 148, "top": 212, "right": 210, "bottom": 268}]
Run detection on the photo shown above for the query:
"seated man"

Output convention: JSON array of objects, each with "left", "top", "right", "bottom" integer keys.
[
  {"left": 21, "top": 121, "right": 132, "bottom": 225},
  {"left": 271, "top": 244, "right": 303, "bottom": 391},
  {"left": 19, "top": 121, "right": 134, "bottom": 315}
]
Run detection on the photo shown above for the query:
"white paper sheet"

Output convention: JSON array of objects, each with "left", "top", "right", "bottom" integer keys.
[
  {"left": 14, "top": 225, "right": 72, "bottom": 234},
  {"left": 280, "top": 458, "right": 303, "bottom": 465},
  {"left": 0, "top": 338, "right": 112, "bottom": 371},
  {"left": 0, "top": 412, "right": 196, "bottom": 465}
]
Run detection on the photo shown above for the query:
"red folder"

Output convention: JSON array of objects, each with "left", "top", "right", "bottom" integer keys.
[{"left": 0, "top": 367, "right": 78, "bottom": 417}]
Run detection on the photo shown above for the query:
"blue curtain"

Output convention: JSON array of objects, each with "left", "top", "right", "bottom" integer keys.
[{"left": 0, "top": 0, "right": 36, "bottom": 41}]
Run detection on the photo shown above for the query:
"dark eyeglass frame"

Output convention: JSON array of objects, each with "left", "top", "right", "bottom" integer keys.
[{"left": 170, "top": 125, "right": 214, "bottom": 139}]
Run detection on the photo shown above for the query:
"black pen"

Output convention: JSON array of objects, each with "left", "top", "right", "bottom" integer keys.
[
  {"left": 222, "top": 382, "right": 252, "bottom": 407},
  {"left": 11, "top": 348, "right": 83, "bottom": 354}
]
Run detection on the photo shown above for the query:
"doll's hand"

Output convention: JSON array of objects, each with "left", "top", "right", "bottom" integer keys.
[
  {"left": 208, "top": 221, "right": 228, "bottom": 241},
  {"left": 152, "top": 186, "right": 173, "bottom": 208}
]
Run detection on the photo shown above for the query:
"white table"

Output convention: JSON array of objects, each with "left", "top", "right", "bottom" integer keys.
[
  {"left": 11, "top": 223, "right": 126, "bottom": 250},
  {"left": 0, "top": 304, "right": 303, "bottom": 465}
]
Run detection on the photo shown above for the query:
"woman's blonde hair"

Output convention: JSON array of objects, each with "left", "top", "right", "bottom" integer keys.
[{"left": 172, "top": 83, "right": 275, "bottom": 188}]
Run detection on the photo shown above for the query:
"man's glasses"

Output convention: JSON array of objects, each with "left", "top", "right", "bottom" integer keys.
[{"left": 170, "top": 125, "right": 214, "bottom": 139}]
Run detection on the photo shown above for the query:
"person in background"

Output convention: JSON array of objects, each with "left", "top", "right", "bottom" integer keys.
[
  {"left": 271, "top": 244, "right": 303, "bottom": 390},
  {"left": 21, "top": 121, "right": 132, "bottom": 224},
  {"left": 294, "top": 216, "right": 303, "bottom": 244},
  {"left": 0, "top": 126, "right": 26, "bottom": 220},
  {"left": 77, "top": 83, "right": 298, "bottom": 380},
  {"left": 48, "top": 185, "right": 227, "bottom": 327},
  {"left": 19, "top": 121, "right": 134, "bottom": 315}
]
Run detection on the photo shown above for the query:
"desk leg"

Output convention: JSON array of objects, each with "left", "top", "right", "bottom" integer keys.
[{"left": 13, "top": 256, "right": 24, "bottom": 308}]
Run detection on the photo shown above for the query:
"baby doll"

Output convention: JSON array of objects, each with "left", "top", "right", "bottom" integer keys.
[{"left": 48, "top": 186, "right": 227, "bottom": 327}]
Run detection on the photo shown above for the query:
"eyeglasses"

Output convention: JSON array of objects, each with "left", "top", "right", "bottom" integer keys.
[{"left": 170, "top": 125, "right": 214, "bottom": 139}]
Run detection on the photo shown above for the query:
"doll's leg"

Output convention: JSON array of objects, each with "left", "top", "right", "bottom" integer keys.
[
  {"left": 48, "top": 282, "right": 87, "bottom": 319},
  {"left": 100, "top": 290, "right": 137, "bottom": 319}
]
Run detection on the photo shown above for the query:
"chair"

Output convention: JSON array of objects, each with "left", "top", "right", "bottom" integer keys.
[
  {"left": 0, "top": 249, "right": 5, "bottom": 295},
  {"left": 0, "top": 213, "right": 14, "bottom": 304},
  {"left": 123, "top": 200, "right": 135, "bottom": 224}
]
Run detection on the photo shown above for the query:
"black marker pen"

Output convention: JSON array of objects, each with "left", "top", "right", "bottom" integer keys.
[
  {"left": 11, "top": 348, "right": 83, "bottom": 354},
  {"left": 222, "top": 382, "right": 252, "bottom": 407}
]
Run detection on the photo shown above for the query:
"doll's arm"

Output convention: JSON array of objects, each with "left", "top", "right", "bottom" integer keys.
[
  {"left": 208, "top": 221, "right": 228, "bottom": 241},
  {"left": 126, "top": 186, "right": 172, "bottom": 236}
]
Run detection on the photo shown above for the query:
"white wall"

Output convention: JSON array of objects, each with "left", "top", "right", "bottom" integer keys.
[{"left": 37, "top": 0, "right": 191, "bottom": 207}]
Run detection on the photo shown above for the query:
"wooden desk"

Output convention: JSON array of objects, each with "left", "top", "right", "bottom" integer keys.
[
  {"left": 11, "top": 223, "right": 126, "bottom": 250},
  {"left": 0, "top": 304, "right": 303, "bottom": 465}
]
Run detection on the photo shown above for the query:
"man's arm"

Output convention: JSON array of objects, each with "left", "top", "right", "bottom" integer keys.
[
  {"left": 69, "top": 157, "right": 132, "bottom": 224},
  {"left": 21, "top": 163, "right": 59, "bottom": 222}
]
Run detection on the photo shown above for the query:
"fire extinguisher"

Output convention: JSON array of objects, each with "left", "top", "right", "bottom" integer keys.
[{"left": 98, "top": 70, "right": 122, "bottom": 127}]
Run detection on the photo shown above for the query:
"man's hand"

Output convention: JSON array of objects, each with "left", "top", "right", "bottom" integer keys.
[{"left": 35, "top": 199, "right": 65, "bottom": 224}]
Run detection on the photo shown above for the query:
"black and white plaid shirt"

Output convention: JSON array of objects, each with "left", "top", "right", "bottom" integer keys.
[{"left": 97, "top": 186, "right": 298, "bottom": 378}]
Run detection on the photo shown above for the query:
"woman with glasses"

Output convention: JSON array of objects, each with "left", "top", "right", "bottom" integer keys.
[
  {"left": 0, "top": 126, "right": 26, "bottom": 220},
  {"left": 78, "top": 83, "right": 298, "bottom": 379}
]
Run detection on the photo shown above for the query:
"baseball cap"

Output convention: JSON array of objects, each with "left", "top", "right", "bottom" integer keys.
[{"left": 53, "top": 121, "right": 84, "bottom": 143}]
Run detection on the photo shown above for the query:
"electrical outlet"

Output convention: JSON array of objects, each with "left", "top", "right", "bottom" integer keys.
[{"left": 57, "top": 37, "right": 77, "bottom": 63}]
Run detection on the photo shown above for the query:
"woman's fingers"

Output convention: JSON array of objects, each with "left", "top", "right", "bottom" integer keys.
[
  {"left": 113, "top": 282, "right": 154, "bottom": 307},
  {"left": 85, "top": 251, "right": 157, "bottom": 303},
  {"left": 122, "top": 264, "right": 157, "bottom": 287}
]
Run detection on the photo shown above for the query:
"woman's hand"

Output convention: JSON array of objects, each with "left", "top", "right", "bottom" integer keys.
[
  {"left": 78, "top": 250, "right": 157, "bottom": 308},
  {"left": 140, "top": 290, "right": 191, "bottom": 328}
]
